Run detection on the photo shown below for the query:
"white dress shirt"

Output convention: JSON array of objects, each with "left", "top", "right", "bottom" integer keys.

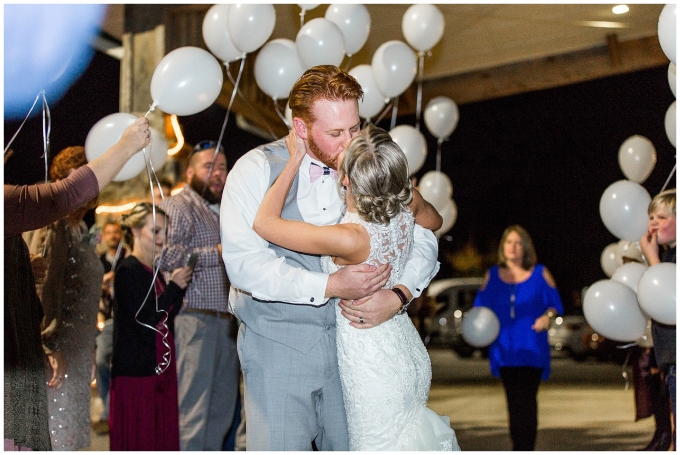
[{"left": 221, "top": 140, "right": 440, "bottom": 306}]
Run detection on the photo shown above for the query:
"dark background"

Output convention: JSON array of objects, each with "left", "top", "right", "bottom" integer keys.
[{"left": 5, "top": 50, "right": 676, "bottom": 313}]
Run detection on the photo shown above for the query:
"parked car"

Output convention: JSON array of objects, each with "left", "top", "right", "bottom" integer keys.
[
  {"left": 548, "top": 314, "right": 630, "bottom": 363},
  {"left": 421, "top": 277, "right": 485, "bottom": 358},
  {"left": 548, "top": 315, "right": 590, "bottom": 359}
]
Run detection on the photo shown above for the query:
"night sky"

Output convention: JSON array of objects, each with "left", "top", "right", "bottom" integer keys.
[{"left": 5, "top": 50, "right": 676, "bottom": 313}]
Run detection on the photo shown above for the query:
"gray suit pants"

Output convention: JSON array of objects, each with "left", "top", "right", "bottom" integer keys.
[
  {"left": 238, "top": 324, "right": 348, "bottom": 450},
  {"left": 175, "top": 312, "right": 240, "bottom": 450}
]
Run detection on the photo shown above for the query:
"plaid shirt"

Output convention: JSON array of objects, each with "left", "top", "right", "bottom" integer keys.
[{"left": 158, "top": 184, "right": 229, "bottom": 312}]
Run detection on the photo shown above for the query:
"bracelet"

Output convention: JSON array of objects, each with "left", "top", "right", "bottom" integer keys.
[{"left": 392, "top": 287, "right": 411, "bottom": 315}]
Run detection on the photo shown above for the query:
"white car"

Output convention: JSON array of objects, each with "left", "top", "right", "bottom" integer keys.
[{"left": 422, "top": 277, "right": 485, "bottom": 358}]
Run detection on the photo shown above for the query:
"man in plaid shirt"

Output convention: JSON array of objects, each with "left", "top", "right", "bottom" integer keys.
[{"left": 158, "top": 141, "right": 239, "bottom": 450}]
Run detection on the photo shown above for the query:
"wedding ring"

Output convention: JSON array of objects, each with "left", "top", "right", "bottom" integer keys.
[{"left": 359, "top": 317, "right": 364, "bottom": 324}]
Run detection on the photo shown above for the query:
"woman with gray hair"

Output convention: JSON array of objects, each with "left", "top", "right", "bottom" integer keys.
[{"left": 253, "top": 124, "right": 459, "bottom": 450}]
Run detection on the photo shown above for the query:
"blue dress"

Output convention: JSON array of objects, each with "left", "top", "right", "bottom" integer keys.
[{"left": 474, "top": 264, "right": 563, "bottom": 380}]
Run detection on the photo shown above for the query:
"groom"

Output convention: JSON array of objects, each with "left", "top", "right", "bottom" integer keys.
[{"left": 220, "top": 65, "right": 439, "bottom": 450}]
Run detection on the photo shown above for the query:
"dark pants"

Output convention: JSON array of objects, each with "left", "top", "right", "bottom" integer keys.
[{"left": 500, "top": 366, "right": 543, "bottom": 451}]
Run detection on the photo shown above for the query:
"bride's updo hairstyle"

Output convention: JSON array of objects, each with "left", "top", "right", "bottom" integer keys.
[{"left": 338, "top": 124, "right": 412, "bottom": 225}]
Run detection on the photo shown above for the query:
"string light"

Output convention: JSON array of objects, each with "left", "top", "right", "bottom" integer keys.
[
  {"left": 95, "top": 201, "right": 137, "bottom": 214},
  {"left": 168, "top": 114, "right": 184, "bottom": 156}
]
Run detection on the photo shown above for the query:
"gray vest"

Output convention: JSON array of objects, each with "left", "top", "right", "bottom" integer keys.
[{"left": 230, "top": 139, "right": 337, "bottom": 354}]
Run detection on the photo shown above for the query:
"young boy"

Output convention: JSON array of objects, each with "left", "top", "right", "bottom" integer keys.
[{"left": 639, "top": 188, "right": 676, "bottom": 450}]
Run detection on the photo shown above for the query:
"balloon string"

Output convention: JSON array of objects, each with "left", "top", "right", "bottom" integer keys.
[
  {"left": 225, "top": 65, "right": 277, "bottom": 140},
  {"left": 41, "top": 92, "right": 52, "bottom": 183},
  {"left": 619, "top": 349, "right": 632, "bottom": 391},
  {"left": 135, "top": 151, "right": 172, "bottom": 376},
  {"left": 343, "top": 54, "right": 353, "bottom": 72},
  {"left": 273, "top": 99, "right": 288, "bottom": 128},
  {"left": 299, "top": 9, "right": 306, "bottom": 28},
  {"left": 415, "top": 52, "right": 425, "bottom": 132},
  {"left": 374, "top": 99, "right": 393, "bottom": 125},
  {"left": 144, "top": 101, "right": 157, "bottom": 118},
  {"left": 661, "top": 162, "right": 676, "bottom": 192},
  {"left": 436, "top": 139, "right": 442, "bottom": 174},
  {"left": 199, "top": 56, "right": 247, "bottom": 200},
  {"left": 4, "top": 91, "right": 43, "bottom": 155},
  {"left": 390, "top": 97, "right": 398, "bottom": 131}
]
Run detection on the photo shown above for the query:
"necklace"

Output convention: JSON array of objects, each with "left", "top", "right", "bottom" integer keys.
[{"left": 510, "top": 284, "right": 517, "bottom": 319}]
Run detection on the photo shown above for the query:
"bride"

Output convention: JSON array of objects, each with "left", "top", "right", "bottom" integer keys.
[{"left": 253, "top": 125, "right": 460, "bottom": 451}]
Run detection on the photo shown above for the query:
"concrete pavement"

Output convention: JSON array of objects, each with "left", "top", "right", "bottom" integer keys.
[{"left": 83, "top": 348, "right": 661, "bottom": 451}]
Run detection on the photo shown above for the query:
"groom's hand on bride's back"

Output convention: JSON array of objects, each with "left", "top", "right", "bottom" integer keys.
[{"left": 326, "top": 263, "right": 391, "bottom": 301}]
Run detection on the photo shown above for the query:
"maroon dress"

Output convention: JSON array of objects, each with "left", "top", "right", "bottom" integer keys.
[{"left": 109, "top": 257, "right": 184, "bottom": 450}]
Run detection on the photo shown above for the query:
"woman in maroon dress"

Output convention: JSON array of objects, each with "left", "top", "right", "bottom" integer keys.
[{"left": 109, "top": 202, "right": 192, "bottom": 450}]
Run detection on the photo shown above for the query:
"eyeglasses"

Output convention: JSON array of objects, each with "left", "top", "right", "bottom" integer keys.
[{"left": 192, "top": 140, "right": 225, "bottom": 154}]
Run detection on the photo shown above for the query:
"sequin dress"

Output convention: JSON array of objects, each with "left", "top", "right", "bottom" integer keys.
[
  {"left": 321, "top": 210, "right": 459, "bottom": 451},
  {"left": 39, "top": 218, "right": 104, "bottom": 450}
]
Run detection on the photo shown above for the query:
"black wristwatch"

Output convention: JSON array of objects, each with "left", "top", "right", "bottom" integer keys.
[{"left": 392, "top": 287, "right": 411, "bottom": 315}]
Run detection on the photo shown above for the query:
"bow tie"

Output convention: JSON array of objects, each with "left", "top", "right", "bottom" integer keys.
[{"left": 309, "top": 162, "right": 337, "bottom": 183}]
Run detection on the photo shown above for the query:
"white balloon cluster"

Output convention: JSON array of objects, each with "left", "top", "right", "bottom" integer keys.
[
  {"left": 253, "top": 4, "right": 372, "bottom": 102},
  {"left": 583, "top": 261, "right": 676, "bottom": 342},
  {"left": 659, "top": 5, "right": 677, "bottom": 147}
]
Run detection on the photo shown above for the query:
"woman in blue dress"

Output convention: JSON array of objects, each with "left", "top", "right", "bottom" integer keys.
[{"left": 473, "top": 225, "right": 563, "bottom": 450}]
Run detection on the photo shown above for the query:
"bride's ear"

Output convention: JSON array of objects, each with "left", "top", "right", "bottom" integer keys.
[{"left": 292, "top": 118, "right": 308, "bottom": 140}]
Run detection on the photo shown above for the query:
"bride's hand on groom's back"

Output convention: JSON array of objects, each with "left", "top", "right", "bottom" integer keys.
[{"left": 340, "top": 289, "right": 403, "bottom": 329}]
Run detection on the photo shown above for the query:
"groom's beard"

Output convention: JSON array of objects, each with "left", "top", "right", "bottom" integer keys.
[
  {"left": 189, "top": 175, "right": 222, "bottom": 204},
  {"left": 308, "top": 134, "right": 339, "bottom": 171}
]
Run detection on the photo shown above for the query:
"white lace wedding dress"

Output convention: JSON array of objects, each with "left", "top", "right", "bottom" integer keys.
[{"left": 322, "top": 210, "right": 460, "bottom": 451}]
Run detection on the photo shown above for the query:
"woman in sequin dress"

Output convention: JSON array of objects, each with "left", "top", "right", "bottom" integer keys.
[
  {"left": 36, "top": 146, "right": 104, "bottom": 450},
  {"left": 4, "top": 117, "right": 150, "bottom": 451}
]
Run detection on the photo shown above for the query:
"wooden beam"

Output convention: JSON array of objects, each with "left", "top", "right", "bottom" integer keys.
[{"left": 406, "top": 35, "right": 668, "bottom": 112}]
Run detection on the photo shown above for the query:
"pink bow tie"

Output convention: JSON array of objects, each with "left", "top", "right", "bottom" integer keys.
[{"left": 309, "top": 162, "right": 337, "bottom": 183}]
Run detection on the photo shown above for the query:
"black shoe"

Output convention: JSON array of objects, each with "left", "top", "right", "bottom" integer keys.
[
  {"left": 640, "top": 432, "right": 671, "bottom": 451},
  {"left": 91, "top": 419, "right": 109, "bottom": 436}
]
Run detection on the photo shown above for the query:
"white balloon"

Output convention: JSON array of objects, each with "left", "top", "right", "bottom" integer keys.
[
  {"left": 658, "top": 4, "right": 676, "bottom": 64},
  {"left": 637, "top": 263, "right": 677, "bottom": 325},
  {"left": 617, "top": 135, "right": 657, "bottom": 183},
  {"left": 254, "top": 39, "right": 305, "bottom": 101},
  {"left": 348, "top": 64, "right": 387, "bottom": 120},
  {"left": 434, "top": 198, "right": 457, "bottom": 238},
  {"left": 295, "top": 18, "right": 345, "bottom": 70},
  {"left": 85, "top": 113, "right": 145, "bottom": 182},
  {"left": 462, "top": 307, "right": 500, "bottom": 348},
  {"left": 298, "top": 4, "right": 319, "bottom": 11},
  {"left": 401, "top": 4, "right": 445, "bottom": 52},
  {"left": 388, "top": 124, "right": 427, "bottom": 175},
  {"left": 616, "top": 239, "right": 644, "bottom": 264},
  {"left": 600, "top": 243, "right": 620, "bottom": 277},
  {"left": 371, "top": 40, "right": 417, "bottom": 99},
  {"left": 325, "top": 4, "right": 371, "bottom": 56},
  {"left": 202, "top": 4, "right": 243, "bottom": 63},
  {"left": 669, "top": 63, "right": 677, "bottom": 98},
  {"left": 599, "top": 180, "right": 651, "bottom": 241},
  {"left": 424, "top": 96, "right": 460, "bottom": 140},
  {"left": 611, "top": 261, "right": 648, "bottom": 292},
  {"left": 228, "top": 4, "right": 276, "bottom": 54},
  {"left": 419, "top": 170, "right": 453, "bottom": 211},
  {"left": 149, "top": 128, "right": 169, "bottom": 171},
  {"left": 150, "top": 47, "right": 223, "bottom": 116},
  {"left": 583, "top": 279, "right": 648, "bottom": 342},
  {"left": 665, "top": 101, "right": 676, "bottom": 147}
]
